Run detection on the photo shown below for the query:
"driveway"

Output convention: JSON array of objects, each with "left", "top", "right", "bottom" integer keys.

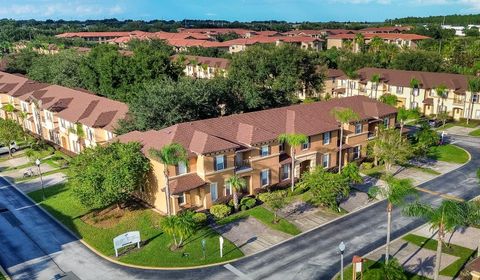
[{"left": 0, "top": 135, "right": 478, "bottom": 280}]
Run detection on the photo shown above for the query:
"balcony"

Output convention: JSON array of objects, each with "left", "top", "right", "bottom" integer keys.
[
  {"left": 453, "top": 99, "right": 465, "bottom": 106},
  {"left": 368, "top": 131, "right": 376, "bottom": 139},
  {"left": 235, "top": 159, "right": 252, "bottom": 174}
]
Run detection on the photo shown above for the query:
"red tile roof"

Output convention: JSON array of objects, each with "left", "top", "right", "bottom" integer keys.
[
  {"left": 170, "top": 173, "right": 206, "bottom": 194},
  {"left": 56, "top": 31, "right": 147, "bottom": 38},
  {"left": 328, "top": 33, "right": 430, "bottom": 40},
  {"left": 171, "top": 55, "right": 230, "bottom": 70},
  {"left": 177, "top": 28, "right": 255, "bottom": 36},
  {"left": 117, "top": 96, "right": 396, "bottom": 156},
  {"left": 360, "top": 26, "right": 411, "bottom": 33}
]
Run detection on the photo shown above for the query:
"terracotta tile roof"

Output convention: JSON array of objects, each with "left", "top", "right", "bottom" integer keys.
[
  {"left": 170, "top": 173, "right": 206, "bottom": 195},
  {"left": 360, "top": 26, "right": 411, "bottom": 33},
  {"left": 117, "top": 96, "right": 396, "bottom": 156},
  {"left": 56, "top": 31, "right": 147, "bottom": 38},
  {"left": 221, "top": 36, "right": 323, "bottom": 47},
  {"left": 171, "top": 55, "right": 230, "bottom": 70},
  {"left": 343, "top": 67, "right": 471, "bottom": 93},
  {"left": 252, "top": 31, "right": 281, "bottom": 37},
  {"left": 328, "top": 33, "right": 430, "bottom": 41},
  {"left": 177, "top": 28, "right": 255, "bottom": 36},
  {"left": 327, "top": 69, "right": 345, "bottom": 79}
]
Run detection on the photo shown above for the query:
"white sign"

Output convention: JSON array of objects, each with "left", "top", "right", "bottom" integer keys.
[
  {"left": 219, "top": 236, "right": 224, "bottom": 258},
  {"left": 355, "top": 262, "right": 362, "bottom": 273},
  {"left": 113, "top": 231, "right": 141, "bottom": 257}
]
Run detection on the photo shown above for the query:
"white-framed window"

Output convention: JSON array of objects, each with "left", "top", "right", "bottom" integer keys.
[
  {"left": 71, "top": 140, "right": 80, "bottom": 153},
  {"left": 322, "top": 154, "right": 330, "bottom": 168},
  {"left": 260, "top": 145, "right": 269, "bottom": 157},
  {"left": 279, "top": 142, "right": 285, "bottom": 152},
  {"left": 353, "top": 146, "right": 361, "bottom": 159},
  {"left": 21, "top": 102, "right": 28, "bottom": 112},
  {"left": 210, "top": 183, "right": 218, "bottom": 201},
  {"left": 260, "top": 169, "right": 270, "bottom": 187},
  {"left": 45, "top": 111, "right": 53, "bottom": 122},
  {"left": 383, "top": 117, "right": 390, "bottom": 127},
  {"left": 214, "top": 155, "right": 225, "bottom": 171},
  {"left": 411, "top": 101, "right": 418, "bottom": 109},
  {"left": 87, "top": 127, "right": 94, "bottom": 141},
  {"left": 302, "top": 136, "right": 310, "bottom": 150},
  {"left": 355, "top": 123, "right": 363, "bottom": 134},
  {"left": 412, "top": 88, "right": 419, "bottom": 97},
  {"left": 225, "top": 182, "right": 232, "bottom": 196},
  {"left": 60, "top": 118, "right": 66, "bottom": 129},
  {"left": 371, "top": 83, "right": 378, "bottom": 91},
  {"left": 473, "top": 94, "right": 479, "bottom": 103},
  {"left": 106, "top": 131, "right": 114, "bottom": 140},
  {"left": 177, "top": 161, "right": 188, "bottom": 175},
  {"left": 396, "top": 86, "right": 403, "bottom": 95},
  {"left": 349, "top": 81, "right": 356, "bottom": 90},
  {"left": 178, "top": 192, "right": 186, "bottom": 205},
  {"left": 280, "top": 164, "right": 290, "bottom": 181},
  {"left": 323, "top": 132, "right": 331, "bottom": 145}
]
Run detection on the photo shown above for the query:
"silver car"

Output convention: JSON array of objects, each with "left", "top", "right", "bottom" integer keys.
[{"left": 0, "top": 142, "right": 19, "bottom": 155}]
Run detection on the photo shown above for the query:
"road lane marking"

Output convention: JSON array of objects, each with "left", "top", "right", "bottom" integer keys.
[
  {"left": 15, "top": 204, "right": 39, "bottom": 211},
  {"left": 224, "top": 264, "right": 251, "bottom": 280},
  {"left": 415, "top": 187, "right": 464, "bottom": 202}
]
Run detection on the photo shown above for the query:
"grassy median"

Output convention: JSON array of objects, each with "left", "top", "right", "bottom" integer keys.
[
  {"left": 428, "top": 144, "right": 469, "bottom": 164},
  {"left": 28, "top": 184, "right": 244, "bottom": 267}
]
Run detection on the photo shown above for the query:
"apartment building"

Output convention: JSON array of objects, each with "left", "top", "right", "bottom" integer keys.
[
  {"left": 0, "top": 72, "right": 128, "bottom": 154},
  {"left": 224, "top": 36, "right": 324, "bottom": 53},
  {"left": 359, "top": 26, "right": 411, "bottom": 34},
  {"left": 331, "top": 67, "right": 480, "bottom": 120},
  {"left": 327, "top": 33, "right": 430, "bottom": 52},
  {"left": 56, "top": 31, "right": 148, "bottom": 42},
  {"left": 117, "top": 96, "right": 397, "bottom": 214},
  {"left": 172, "top": 55, "right": 230, "bottom": 79}
]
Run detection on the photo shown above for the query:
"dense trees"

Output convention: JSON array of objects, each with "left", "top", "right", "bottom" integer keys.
[{"left": 0, "top": 119, "right": 24, "bottom": 157}]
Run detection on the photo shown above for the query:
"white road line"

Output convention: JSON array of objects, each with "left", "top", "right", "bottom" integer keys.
[
  {"left": 16, "top": 204, "right": 39, "bottom": 211},
  {"left": 224, "top": 264, "right": 251, "bottom": 280},
  {"left": 0, "top": 185, "right": 9, "bottom": 189}
]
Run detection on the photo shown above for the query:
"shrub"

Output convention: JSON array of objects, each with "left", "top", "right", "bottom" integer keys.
[
  {"left": 257, "top": 192, "right": 270, "bottom": 203},
  {"left": 341, "top": 162, "right": 362, "bottom": 184},
  {"left": 291, "top": 183, "right": 310, "bottom": 195},
  {"left": 192, "top": 212, "right": 207, "bottom": 225},
  {"left": 210, "top": 204, "right": 231, "bottom": 220},
  {"left": 240, "top": 197, "right": 256, "bottom": 209},
  {"left": 361, "top": 162, "right": 373, "bottom": 170},
  {"left": 241, "top": 205, "right": 248, "bottom": 211}
]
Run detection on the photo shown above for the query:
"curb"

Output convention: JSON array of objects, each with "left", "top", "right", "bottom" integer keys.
[{"left": 0, "top": 265, "right": 11, "bottom": 280}]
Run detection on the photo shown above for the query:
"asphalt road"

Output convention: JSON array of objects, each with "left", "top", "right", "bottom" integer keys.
[{"left": 0, "top": 135, "right": 478, "bottom": 280}]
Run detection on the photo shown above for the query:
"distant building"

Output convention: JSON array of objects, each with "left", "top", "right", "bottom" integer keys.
[
  {"left": 172, "top": 55, "right": 230, "bottom": 79},
  {"left": 327, "top": 33, "right": 430, "bottom": 52},
  {"left": 441, "top": 25, "right": 480, "bottom": 36}
]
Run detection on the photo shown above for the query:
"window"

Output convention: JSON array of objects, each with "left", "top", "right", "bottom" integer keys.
[
  {"left": 225, "top": 182, "right": 232, "bottom": 196},
  {"left": 349, "top": 81, "right": 356, "bottom": 90},
  {"left": 260, "top": 145, "right": 269, "bottom": 157},
  {"left": 302, "top": 137, "right": 310, "bottom": 150},
  {"left": 60, "top": 119, "right": 66, "bottom": 129},
  {"left": 214, "top": 155, "right": 225, "bottom": 171},
  {"left": 87, "top": 127, "right": 94, "bottom": 141},
  {"left": 21, "top": 102, "right": 28, "bottom": 112},
  {"left": 354, "top": 123, "right": 363, "bottom": 134},
  {"left": 323, "top": 132, "right": 331, "bottom": 145},
  {"left": 473, "top": 94, "right": 479, "bottom": 103},
  {"left": 107, "top": 131, "right": 114, "bottom": 140},
  {"left": 178, "top": 192, "right": 185, "bottom": 205},
  {"left": 476, "top": 110, "right": 480, "bottom": 119},
  {"left": 279, "top": 142, "right": 285, "bottom": 152},
  {"left": 411, "top": 101, "right": 418, "bottom": 109},
  {"left": 260, "top": 169, "right": 270, "bottom": 186},
  {"left": 396, "top": 86, "right": 403, "bottom": 95},
  {"left": 177, "top": 161, "right": 188, "bottom": 175},
  {"left": 383, "top": 117, "right": 390, "bottom": 127},
  {"left": 412, "top": 88, "right": 419, "bottom": 97},
  {"left": 353, "top": 146, "right": 361, "bottom": 159},
  {"left": 210, "top": 183, "right": 218, "bottom": 201},
  {"left": 371, "top": 83, "right": 378, "bottom": 91},
  {"left": 281, "top": 164, "right": 290, "bottom": 180},
  {"left": 322, "top": 154, "right": 330, "bottom": 168}
]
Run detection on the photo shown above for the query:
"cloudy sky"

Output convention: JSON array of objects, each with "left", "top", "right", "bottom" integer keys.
[{"left": 0, "top": 0, "right": 479, "bottom": 22}]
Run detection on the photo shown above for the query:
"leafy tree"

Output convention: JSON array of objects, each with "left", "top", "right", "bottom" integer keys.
[
  {"left": 341, "top": 162, "right": 362, "bottom": 184},
  {"left": 403, "top": 200, "right": 467, "bottom": 280},
  {"left": 331, "top": 108, "right": 359, "bottom": 173},
  {"left": 1, "top": 104, "right": 15, "bottom": 120},
  {"left": 300, "top": 167, "right": 350, "bottom": 210},
  {"left": 6, "top": 48, "right": 39, "bottom": 74},
  {"left": 69, "top": 142, "right": 150, "bottom": 209},
  {"left": 413, "top": 124, "right": 440, "bottom": 157},
  {"left": 160, "top": 210, "right": 196, "bottom": 250},
  {"left": 370, "top": 73, "right": 381, "bottom": 99},
  {"left": 437, "top": 111, "right": 449, "bottom": 127},
  {"left": 226, "top": 175, "right": 247, "bottom": 212},
  {"left": 379, "top": 94, "right": 398, "bottom": 106},
  {"left": 397, "top": 107, "right": 409, "bottom": 136},
  {"left": 467, "top": 77, "right": 480, "bottom": 124},
  {"left": 277, "top": 133, "right": 308, "bottom": 191},
  {"left": 369, "top": 176, "right": 417, "bottom": 264},
  {"left": 369, "top": 127, "right": 412, "bottom": 174},
  {"left": 262, "top": 191, "right": 287, "bottom": 223},
  {"left": 391, "top": 50, "right": 443, "bottom": 72},
  {"left": 0, "top": 119, "right": 24, "bottom": 157},
  {"left": 435, "top": 84, "right": 448, "bottom": 114},
  {"left": 149, "top": 143, "right": 188, "bottom": 216}
]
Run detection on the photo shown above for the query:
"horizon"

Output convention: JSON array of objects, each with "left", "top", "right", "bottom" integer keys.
[{"left": 1, "top": 0, "right": 479, "bottom": 23}]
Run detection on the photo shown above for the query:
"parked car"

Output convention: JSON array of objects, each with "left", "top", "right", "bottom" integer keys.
[{"left": 0, "top": 142, "right": 19, "bottom": 155}]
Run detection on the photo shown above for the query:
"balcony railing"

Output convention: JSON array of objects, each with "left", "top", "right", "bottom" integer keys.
[
  {"left": 368, "top": 132, "right": 376, "bottom": 139},
  {"left": 235, "top": 159, "right": 252, "bottom": 173}
]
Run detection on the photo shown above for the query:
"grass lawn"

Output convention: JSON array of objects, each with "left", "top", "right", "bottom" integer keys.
[
  {"left": 28, "top": 184, "right": 244, "bottom": 267},
  {"left": 428, "top": 144, "right": 469, "bottom": 164},
  {"left": 15, "top": 168, "right": 66, "bottom": 183},
  {"left": 337, "top": 258, "right": 429, "bottom": 280},
  {"left": 469, "top": 129, "right": 480, "bottom": 137},
  {"left": 403, "top": 234, "right": 476, "bottom": 278},
  {"left": 360, "top": 164, "right": 385, "bottom": 179},
  {"left": 217, "top": 206, "right": 301, "bottom": 235}
]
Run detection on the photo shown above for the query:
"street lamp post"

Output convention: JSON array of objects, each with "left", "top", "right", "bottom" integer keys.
[
  {"left": 339, "top": 241, "right": 346, "bottom": 280},
  {"left": 35, "top": 159, "right": 45, "bottom": 201}
]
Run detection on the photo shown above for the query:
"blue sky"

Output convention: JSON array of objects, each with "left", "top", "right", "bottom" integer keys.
[{"left": 0, "top": 0, "right": 479, "bottom": 22}]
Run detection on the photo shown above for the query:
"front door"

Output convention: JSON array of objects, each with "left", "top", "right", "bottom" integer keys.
[{"left": 299, "top": 160, "right": 311, "bottom": 176}]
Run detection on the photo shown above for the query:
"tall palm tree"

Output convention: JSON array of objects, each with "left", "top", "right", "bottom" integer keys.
[
  {"left": 370, "top": 74, "right": 381, "bottom": 99},
  {"left": 331, "top": 108, "right": 360, "bottom": 174},
  {"left": 465, "top": 200, "right": 480, "bottom": 257},
  {"left": 435, "top": 84, "right": 448, "bottom": 115},
  {"left": 226, "top": 175, "right": 246, "bottom": 212},
  {"left": 346, "top": 70, "right": 359, "bottom": 96},
  {"left": 1, "top": 104, "right": 15, "bottom": 120},
  {"left": 467, "top": 77, "right": 480, "bottom": 124},
  {"left": 397, "top": 107, "right": 409, "bottom": 137},
  {"left": 403, "top": 200, "right": 466, "bottom": 280},
  {"left": 278, "top": 133, "right": 308, "bottom": 192},
  {"left": 354, "top": 33, "right": 365, "bottom": 53},
  {"left": 149, "top": 143, "right": 188, "bottom": 216},
  {"left": 369, "top": 176, "right": 417, "bottom": 264}
]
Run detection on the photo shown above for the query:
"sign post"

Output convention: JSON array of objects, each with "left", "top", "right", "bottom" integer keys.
[
  {"left": 201, "top": 239, "right": 206, "bottom": 259},
  {"left": 113, "top": 231, "right": 141, "bottom": 257},
  {"left": 219, "top": 236, "right": 224, "bottom": 258},
  {"left": 352, "top": 255, "right": 364, "bottom": 280}
]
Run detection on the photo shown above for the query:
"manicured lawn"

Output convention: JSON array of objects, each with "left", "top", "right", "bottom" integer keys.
[
  {"left": 428, "top": 144, "right": 469, "bottom": 164},
  {"left": 360, "top": 164, "right": 385, "bottom": 179},
  {"left": 469, "top": 129, "right": 480, "bottom": 137},
  {"left": 28, "top": 184, "right": 244, "bottom": 267},
  {"left": 217, "top": 206, "right": 301, "bottom": 235},
  {"left": 15, "top": 168, "right": 66, "bottom": 183},
  {"left": 337, "top": 258, "right": 429, "bottom": 280},
  {"left": 403, "top": 234, "right": 475, "bottom": 278}
]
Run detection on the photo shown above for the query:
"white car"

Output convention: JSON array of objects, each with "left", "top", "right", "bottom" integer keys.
[{"left": 0, "top": 142, "right": 19, "bottom": 155}]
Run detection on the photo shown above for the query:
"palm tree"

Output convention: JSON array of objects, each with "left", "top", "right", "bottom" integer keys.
[
  {"left": 160, "top": 211, "right": 196, "bottom": 250},
  {"left": 1, "top": 104, "right": 15, "bottom": 120},
  {"left": 465, "top": 200, "right": 480, "bottom": 257},
  {"left": 331, "top": 108, "right": 360, "bottom": 174},
  {"left": 149, "top": 143, "right": 188, "bottom": 216},
  {"left": 369, "top": 176, "right": 417, "bottom": 264},
  {"left": 75, "top": 123, "right": 86, "bottom": 149},
  {"left": 226, "top": 175, "right": 246, "bottom": 212},
  {"left": 354, "top": 33, "right": 365, "bottom": 53},
  {"left": 17, "top": 111, "right": 29, "bottom": 141},
  {"left": 370, "top": 74, "right": 381, "bottom": 99},
  {"left": 346, "top": 70, "right": 359, "bottom": 96},
  {"left": 397, "top": 107, "right": 409, "bottom": 137},
  {"left": 467, "top": 77, "right": 480, "bottom": 124},
  {"left": 403, "top": 200, "right": 466, "bottom": 280},
  {"left": 435, "top": 84, "right": 448, "bottom": 115},
  {"left": 278, "top": 133, "right": 308, "bottom": 192}
]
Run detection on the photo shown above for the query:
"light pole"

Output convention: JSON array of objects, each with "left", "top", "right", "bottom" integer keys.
[
  {"left": 339, "top": 241, "right": 346, "bottom": 280},
  {"left": 35, "top": 159, "right": 45, "bottom": 201}
]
